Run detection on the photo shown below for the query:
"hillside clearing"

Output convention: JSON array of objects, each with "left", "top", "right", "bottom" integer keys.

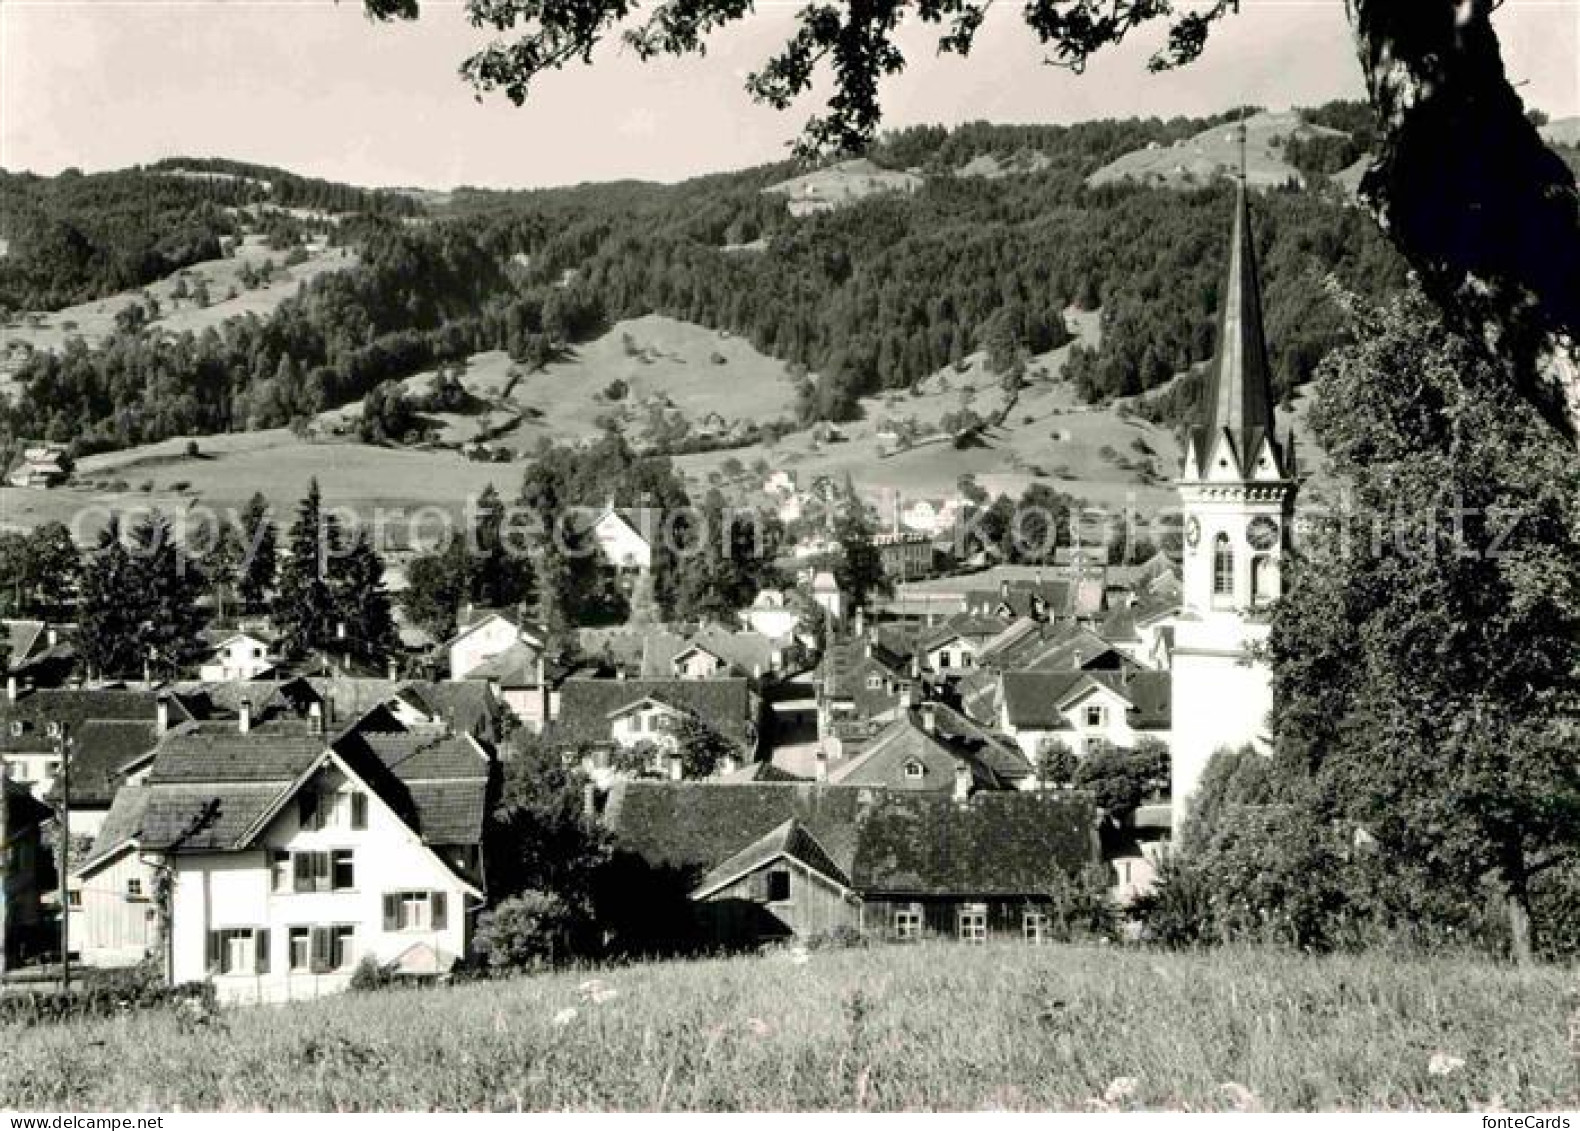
[
  {"left": 1087, "top": 109, "right": 1343, "bottom": 191},
  {"left": 1, "top": 943, "right": 1571, "bottom": 1111}
]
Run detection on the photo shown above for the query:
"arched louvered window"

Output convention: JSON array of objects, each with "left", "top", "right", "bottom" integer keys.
[{"left": 1212, "top": 533, "right": 1234, "bottom": 601}]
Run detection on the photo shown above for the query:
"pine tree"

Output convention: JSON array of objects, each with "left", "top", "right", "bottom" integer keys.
[
  {"left": 274, "top": 479, "right": 340, "bottom": 659},
  {"left": 78, "top": 513, "right": 208, "bottom": 679},
  {"left": 333, "top": 532, "right": 398, "bottom": 667},
  {"left": 235, "top": 492, "right": 277, "bottom": 612},
  {"left": 77, "top": 518, "right": 139, "bottom": 679}
]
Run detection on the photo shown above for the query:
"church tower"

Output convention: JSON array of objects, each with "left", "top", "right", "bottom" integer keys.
[{"left": 1170, "top": 152, "right": 1298, "bottom": 829}]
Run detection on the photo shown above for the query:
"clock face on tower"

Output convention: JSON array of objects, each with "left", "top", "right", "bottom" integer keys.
[
  {"left": 1185, "top": 516, "right": 1201, "bottom": 548},
  {"left": 1246, "top": 516, "right": 1280, "bottom": 551}
]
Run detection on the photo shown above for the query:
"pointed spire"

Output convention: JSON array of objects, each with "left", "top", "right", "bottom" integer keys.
[{"left": 1190, "top": 172, "right": 1284, "bottom": 478}]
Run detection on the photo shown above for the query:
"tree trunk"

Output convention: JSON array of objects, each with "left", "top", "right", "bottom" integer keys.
[{"left": 1345, "top": 0, "right": 1580, "bottom": 439}]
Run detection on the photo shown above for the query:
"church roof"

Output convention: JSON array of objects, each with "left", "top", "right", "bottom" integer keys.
[{"left": 1188, "top": 175, "right": 1287, "bottom": 480}]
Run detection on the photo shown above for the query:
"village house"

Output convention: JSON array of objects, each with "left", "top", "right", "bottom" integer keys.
[
  {"left": 4, "top": 620, "right": 77, "bottom": 689},
  {"left": 0, "top": 686, "right": 174, "bottom": 817},
  {"left": 810, "top": 570, "right": 843, "bottom": 624},
  {"left": 2, "top": 773, "right": 54, "bottom": 964},
  {"left": 81, "top": 710, "right": 493, "bottom": 1000},
  {"left": 990, "top": 669, "right": 1172, "bottom": 763},
  {"left": 603, "top": 781, "right": 1099, "bottom": 947},
  {"left": 914, "top": 614, "right": 1008, "bottom": 676},
  {"left": 197, "top": 631, "right": 278, "bottom": 683},
  {"left": 819, "top": 701, "right": 1034, "bottom": 794},
  {"left": 738, "top": 589, "right": 803, "bottom": 640},
  {"left": 550, "top": 677, "right": 761, "bottom": 783},
  {"left": 577, "top": 502, "right": 656, "bottom": 590},
  {"left": 871, "top": 530, "right": 935, "bottom": 581},
  {"left": 640, "top": 629, "right": 782, "bottom": 682},
  {"left": 463, "top": 645, "right": 553, "bottom": 733},
  {"left": 816, "top": 637, "right": 913, "bottom": 754},
  {"left": 5, "top": 443, "right": 70, "bottom": 489},
  {"left": 445, "top": 609, "right": 543, "bottom": 682}
]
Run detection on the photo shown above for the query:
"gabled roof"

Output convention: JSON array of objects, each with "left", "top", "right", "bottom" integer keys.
[
  {"left": 642, "top": 629, "right": 779, "bottom": 679},
  {"left": 4, "top": 620, "right": 47, "bottom": 668},
  {"left": 0, "top": 688, "right": 172, "bottom": 754},
  {"left": 691, "top": 818, "right": 851, "bottom": 898},
  {"left": 464, "top": 642, "right": 543, "bottom": 686},
  {"left": 56, "top": 718, "right": 161, "bottom": 807},
  {"left": 829, "top": 704, "right": 1032, "bottom": 790},
  {"left": 550, "top": 677, "right": 753, "bottom": 747},
  {"left": 918, "top": 614, "right": 1008, "bottom": 653},
  {"left": 605, "top": 781, "right": 1098, "bottom": 898},
  {"left": 77, "top": 783, "right": 152, "bottom": 875},
  {"left": 1000, "top": 669, "right": 1171, "bottom": 731}
]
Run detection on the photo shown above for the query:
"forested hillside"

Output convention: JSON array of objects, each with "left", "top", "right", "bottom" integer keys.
[
  {"left": 0, "top": 105, "right": 1409, "bottom": 459},
  {"left": 0, "top": 160, "right": 419, "bottom": 312}
]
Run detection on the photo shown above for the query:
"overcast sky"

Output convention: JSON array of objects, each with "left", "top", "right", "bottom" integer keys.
[{"left": 2, "top": 0, "right": 1575, "bottom": 189}]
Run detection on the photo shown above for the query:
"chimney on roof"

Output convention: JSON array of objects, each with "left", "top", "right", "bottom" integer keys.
[
  {"left": 535, "top": 653, "right": 546, "bottom": 687},
  {"left": 336, "top": 622, "right": 347, "bottom": 641},
  {"left": 155, "top": 693, "right": 170, "bottom": 735},
  {"left": 46, "top": 626, "right": 57, "bottom": 649},
  {"left": 953, "top": 761, "right": 972, "bottom": 802},
  {"left": 919, "top": 701, "right": 937, "bottom": 735},
  {"left": 238, "top": 698, "right": 253, "bottom": 734},
  {"left": 668, "top": 756, "right": 683, "bottom": 781},
  {"left": 308, "top": 701, "right": 324, "bottom": 736},
  {"left": 854, "top": 606, "right": 865, "bottom": 639},
  {"left": 387, "top": 658, "right": 398, "bottom": 682},
  {"left": 999, "top": 578, "right": 1010, "bottom": 599},
  {"left": 1073, "top": 649, "right": 1083, "bottom": 670},
  {"left": 582, "top": 781, "right": 598, "bottom": 820},
  {"left": 6, "top": 675, "right": 15, "bottom": 703},
  {"left": 815, "top": 746, "right": 829, "bottom": 782}
]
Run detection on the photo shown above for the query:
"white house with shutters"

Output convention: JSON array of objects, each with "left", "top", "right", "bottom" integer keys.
[
  {"left": 446, "top": 611, "right": 543, "bottom": 682},
  {"left": 85, "top": 714, "right": 490, "bottom": 1002},
  {"left": 198, "top": 632, "right": 277, "bottom": 683}
]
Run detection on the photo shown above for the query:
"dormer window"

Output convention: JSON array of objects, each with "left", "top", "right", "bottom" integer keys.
[
  {"left": 46, "top": 721, "right": 61, "bottom": 737},
  {"left": 867, "top": 674, "right": 883, "bottom": 690},
  {"left": 9, "top": 721, "right": 23, "bottom": 738},
  {"left": 903, "top": 760, "right": 925, "bottom": 780},
  {"left": 1084, "top": 705, "right": 1106, "bottom": 729}
]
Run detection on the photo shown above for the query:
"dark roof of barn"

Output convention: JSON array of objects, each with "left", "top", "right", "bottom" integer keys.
[
  {"left": 605, "top": 781, "right": 1097, "bottom": 897},
  {"left": 57, "top": 719, "right": 160, "bottom": 806}
]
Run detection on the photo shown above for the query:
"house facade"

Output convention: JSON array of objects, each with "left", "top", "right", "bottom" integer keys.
[
  {"left": 92, "top": 716, "right": 491, "bottom": 1002},
  {"left": 3, "top": 775, "right": 53, "bottom": 964},
  {"left": 198, "top": 633, "right": 277, "bottom": 682},
  {"left": 994, "top": 670, "right": 1172, "bottom": 762},
  {"left": 447, "top": 611, "right": 543, "bottom": 683}
]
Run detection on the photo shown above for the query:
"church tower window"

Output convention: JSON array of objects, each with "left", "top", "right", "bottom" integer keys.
[{"left": 1212, "top": 533, "right": 1234, "bottom": 602}]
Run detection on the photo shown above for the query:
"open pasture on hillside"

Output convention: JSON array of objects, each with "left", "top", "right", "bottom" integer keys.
[{"left": 1, "top": 942, "right": 1571, "bottom": 1111}]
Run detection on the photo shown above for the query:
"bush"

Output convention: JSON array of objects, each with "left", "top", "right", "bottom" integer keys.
[
  {"left": 1046, "top": 863, "right": 1119, "bottom": 942},
  {"left": 184, "top": 439, "right": 200, "bottom": 458},
  {"left": 0, "top": 977, "right": 214, "bottom": 1029},
  {"left": 474, "top": 891, "right": 580, "bottom": 971},
  {"left": 803, "top": 925, "right": 868, "bottom": 951},
  {"left": 349, "top": 954, "right": 393, "bottom": 992}
]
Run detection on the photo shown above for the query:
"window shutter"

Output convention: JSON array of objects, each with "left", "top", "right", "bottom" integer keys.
[
  {"left": 255, "top": 930, "right": 270, "bottom": 975},
  {"left": 350, "top": 793, "right": 368, "bottom": 830},
  {"left": 430, "top": 892, "right": 447, "bottom": 931},
  {"left": 206, "top": 930, "right": 222, "bottom": 974},
  {"left": 748, "top": 872, "right": 768, "bottom": 902},
  {"left": 314, "top": 851, "right": 331, "bottom": 892},
  {"left": 382, "top": 894, "right": 399, "bottom": 932},
  {"left": 310, "top": 927, "right": 330, "bottom": 974},
  {"left": 298, "top": 792, "right": 319, "bottom": 831},
  {"left": 292, "top": 852, "right": 311, "bottom": 893}
]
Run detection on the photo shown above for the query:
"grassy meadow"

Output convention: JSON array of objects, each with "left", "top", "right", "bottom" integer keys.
[{"left": 2, "top": 942, "right": 1573, "bottom": 1111}]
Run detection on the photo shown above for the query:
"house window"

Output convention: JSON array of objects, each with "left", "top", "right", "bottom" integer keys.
[
  {"left": 66, "top": 890, "right": 82, "bottom": 909},
  {"left": 207, "top": 927, "right": 267, "bottom": 975},
  {"left": 1024, "top": 911, "right": 1050, "bottom": 944},
  {"left": 893, "top": 907, "right": 922, "bottom": 941},
  {"left": 307, "top": 925, "right": 355, "bottom": 973},
  {"left": 46, "top": 721, "right": 61, "bottom": 737},
  {"left": 1250, "top": 553, "right": 1275, "bottom": 608},
  {"left": 938, "top": 653, "right": 951, "bottom": 669},
  {"left": 903, "top": 760, "right": 925, "bottom": 780},
  {"left": 270, "top": 850, "right": 291, "bottom": 893},
  {"left": 384, "top": 891, "right": 448, "bottom": 932},
  {"left": 288, "top": 927, "right": 311, "bottom": 972},
  {"left": 9, "top": 721, "right": 23, "bottom": 737},
  {"left": 958, "top": 905, "right": 988, "bottom": 943},
  {"left": 1212, "top": 533, "right": 1234, "bottom": 600},
  {"left": 866, "top": 674, "right": 883, "bottom": 690},
  {"left": 331, "top": 849, "right": 355, "bottom": 891},
  {"left": 349, "top": 792, "right": 368, "bottom": 830},
  {"left": 1084, "top": 704, "right": 1106, "bottom": 729},
  {"left": 126, "top": 878, "right": 144, "bottom": 900},
  {"left": 765, "top": 870, "right": 791, "bottom": 902}
]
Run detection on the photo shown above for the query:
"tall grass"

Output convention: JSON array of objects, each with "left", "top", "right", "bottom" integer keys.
[{"left": 2, "top": 943, "right": 1574, "bottom": 1111}]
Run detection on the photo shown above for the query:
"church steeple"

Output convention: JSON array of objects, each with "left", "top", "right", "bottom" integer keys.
[{"left": 1185, "top": 154, "right": 1287, "bottom": 481}]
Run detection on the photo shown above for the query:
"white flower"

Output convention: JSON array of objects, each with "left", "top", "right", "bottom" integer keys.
[
  {"left": 578, "top": 978, "right": 608, "bottom": 995},
  {"left": 552, "top": 1007, "right": 578, "bottom": 1027},
  {"left": 744, "top": 1017, "right": 771, "bottom": 1038},
  {"left": 1103, "top": 1076, "right": 1140, "bottom": 1105},
  {"left": 1219, "top": 1082, "right": 1258, "bottom": 1111},
  {"left": 786, "top": 946, "right": 810, "bottom": 965},
  {"left": 1428, "top": 1052, "right": 1465, "bottom": 1077},
  {"left": 588, "top": 987, "right": 619, "bottom": 1005}
]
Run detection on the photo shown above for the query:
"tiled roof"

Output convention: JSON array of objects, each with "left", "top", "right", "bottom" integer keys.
[
  {"left": 550, "top": 677, "right": 753, "bottom": 747},
  {"left": 465, "top": 642, "right": 543, "bottom": 685},
  {"left": 693, "top": 819, "right": 851, "bottom": 896},
  {"left": 4, "top": 776, "right": 51, "bottom": 833},
  {"left": 829, "top": 705, "right": 1032, "bottom": 790},
  {"left": 79, "top": 783, "right": 152, "bottom": 872},
  {"left": 0, "top": 688, "right": 165, "bottom": 754},
  {"left": 918, "top": 615, "right": 1008, "bottom": 652},
  {"left": 641, "top": 630, "right": 779, "bottom": 679},
  {"left": 1000, "top": 670, "right": 1171, "bottom": 731},
  {"left": 59, "top": 719, "right": 160, "bottom": 806},
  {"left": 606, "top": 781, "right": 1097, "bottom": 897}
]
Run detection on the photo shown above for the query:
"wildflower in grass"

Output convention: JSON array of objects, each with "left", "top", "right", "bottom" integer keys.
[
  {"left": 1427, "top": 1053, "right": 1465, "bottom": 1077},
  {"left": 1219, "top": 1081, "right": 1259, "bottom": 1111},
  {"left": 1103, "top": 1076, "right": 1140, "bottom": 1105},
  {"left": 786, "top": 945, "right": 810, "bottom": 965},
  {"left": 744, "top": 1017, "right": 771, "bottom": 1038},
  {"left": 552, "top": 1007, "right": 578, "bottom": 1027}
]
